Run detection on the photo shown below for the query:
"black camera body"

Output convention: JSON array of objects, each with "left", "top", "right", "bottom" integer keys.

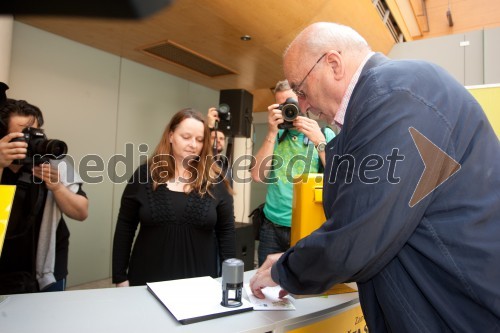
[
  {"left": 11, "top": 127, "right": 68, "bottom": 165},
  {"left": 278, "top": 97, "right": 302, "bottom": 129},
  {"left": 216, "top": 103, "right": 231, "bottom": 121}
]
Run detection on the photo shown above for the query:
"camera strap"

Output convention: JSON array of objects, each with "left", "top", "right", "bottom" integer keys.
[{"left": 277, "top": 129, "right": 289, "bottom": 144}]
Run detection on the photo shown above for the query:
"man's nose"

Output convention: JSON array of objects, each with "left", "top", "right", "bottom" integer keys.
[{"left": 298, "top": 98, "right": 308, "bottom": 112}]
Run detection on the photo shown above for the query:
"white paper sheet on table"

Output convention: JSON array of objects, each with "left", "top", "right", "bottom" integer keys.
[
  {"left": 244, "top": 283, "right": 295, "bottom": 311},
  {"left": 147, "top": 276, "right": 253, "bottom": 324}
]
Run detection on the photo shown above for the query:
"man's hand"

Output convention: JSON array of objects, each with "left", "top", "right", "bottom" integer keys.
[
  {"left": 0, "top": 132, "right": 27, "bottom": 168},
  {"left": 267, "top": 104, "right": 283, "bottom": 135},
  {"left": 293, "top": 116, "right": 325, "bottom": 146},
  {"left": 33, "top": 161, "right": 88, "bottom": 221},
  {"left": 207, "top": 108, "right": 220, "bottom": 129},
  {"left": 249, "top": 253, "right": 288, "bottom": 299},
  {"left": 32, "top": 163, "right": 62, "bottom": 192}
]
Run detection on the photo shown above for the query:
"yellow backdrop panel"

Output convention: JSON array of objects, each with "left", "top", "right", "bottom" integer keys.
[
  {"left": 467, "top": 84, "right": 500, "bottom": 138},
  {"left": 0, "top": 185, "right": 16, "bottom": 257}
]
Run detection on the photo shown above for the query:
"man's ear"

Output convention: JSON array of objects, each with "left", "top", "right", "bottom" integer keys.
[{"left": 326, "top": 51, "right": 344, "bottom": 80}]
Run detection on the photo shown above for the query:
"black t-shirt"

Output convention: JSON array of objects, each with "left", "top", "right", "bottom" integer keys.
[{"left": 0, "top": 165, "right": 86, "bottom": 293}]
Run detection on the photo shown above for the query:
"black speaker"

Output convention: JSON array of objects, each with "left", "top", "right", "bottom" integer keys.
[
  {"left": 234, "top": 222, "right": 255, "bottom": 271},
  {"left": 218, "top": 89, "right": 253, "bottom": 138},
  {"left": 0, "top": 0, "right": 173, "bottom": 18}
]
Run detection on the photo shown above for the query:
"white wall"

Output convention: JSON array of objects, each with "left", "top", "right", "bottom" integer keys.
[
  {"left": 9, "top": 22, "right": 219, "bottom": 286},
  {"left": 0, "top": 16, "right": 13, "bottom": 82},
  {"left": 389, "top": 27, "right": 500, "bottom": 86}
]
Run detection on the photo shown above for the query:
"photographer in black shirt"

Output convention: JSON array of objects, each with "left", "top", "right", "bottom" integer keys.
[{"left": 0, "top": 82, "right": 88, "bottom": 294}]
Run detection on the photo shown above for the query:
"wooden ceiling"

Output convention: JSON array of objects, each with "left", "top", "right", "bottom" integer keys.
[
  {"left": 12, "top": 0, "right": 500, "bottom": 111},
  {"left": 15, "top": 0, "right": 397, "bottom": 111}
]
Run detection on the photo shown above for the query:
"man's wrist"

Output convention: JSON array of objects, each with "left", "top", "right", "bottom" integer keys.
[
  {"left": 315, "top": 141, "right": 327, "bottom": 153},
  {"left": 265, "top": 135, "right": 276, "bottom": 144}
]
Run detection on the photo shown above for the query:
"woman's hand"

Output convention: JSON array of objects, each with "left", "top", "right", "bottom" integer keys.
[{"left": 116, "top": 280, "right": 130, "bottom": 287}]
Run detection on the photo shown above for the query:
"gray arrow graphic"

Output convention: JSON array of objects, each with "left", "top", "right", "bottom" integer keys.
[{"left": 409, "top": 127, "right": 461, "bottom": 207}]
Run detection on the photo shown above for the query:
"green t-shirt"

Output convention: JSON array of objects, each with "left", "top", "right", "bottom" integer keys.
[{"left": 263, "top": 127, "right": 336, "bottom": 227}]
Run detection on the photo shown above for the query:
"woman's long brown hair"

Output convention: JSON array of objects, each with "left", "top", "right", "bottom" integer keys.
[{"left": 148, "top": 108, "right": 232, "bottom": 196}]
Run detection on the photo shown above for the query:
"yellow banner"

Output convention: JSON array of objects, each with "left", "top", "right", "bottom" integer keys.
[{"left": 0, "top": 185, "right": 16, "bottom": 257}]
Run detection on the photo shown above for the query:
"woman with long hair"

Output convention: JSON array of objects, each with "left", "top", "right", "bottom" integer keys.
[{"left": 112, "top": 108, "right": 235, "bottom": 286}]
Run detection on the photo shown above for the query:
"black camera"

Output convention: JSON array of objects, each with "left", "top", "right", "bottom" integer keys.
[
  {"left": 216, "top": 103, "right": 231, "bottom": 121},
  {"left": 11, "top": 127, "right": 68, "bottom": 165},
  {"left": 278, "top": 97, "right": 302, "bottom": 129}
]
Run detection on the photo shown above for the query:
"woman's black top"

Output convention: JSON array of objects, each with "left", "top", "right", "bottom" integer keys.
[{"left": 112, "top": 164, "right": 235, "bottom": 286}]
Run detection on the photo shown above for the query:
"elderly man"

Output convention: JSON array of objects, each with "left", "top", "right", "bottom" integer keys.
[{"left": 250, "top": 22, "right": 500, "bottom": 332}]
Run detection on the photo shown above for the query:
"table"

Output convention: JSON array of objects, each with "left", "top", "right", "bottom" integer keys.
[{"left": 0, "top": 270, "right": 360, "bottom": 333}]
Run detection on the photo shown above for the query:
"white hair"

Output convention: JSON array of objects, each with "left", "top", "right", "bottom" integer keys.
[{"left": 285, "top": 22, "right": 371, "bottom": 59}]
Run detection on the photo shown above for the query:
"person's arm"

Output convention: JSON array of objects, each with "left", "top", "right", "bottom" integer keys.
[
  {"left": 214, "top": 183, "right": 236, "bottom": 262},
  {"left": 112, "top": 171, "right": 142, "bottom": 286},
  {"left": 50, "top": 184, "right": 88, "bottom": 221},
  {"left": 251, "top": 104, "right": 283, "bottom": 183},
  {"left": 32, "top": 163, "right": 88, "bottom": 221}
]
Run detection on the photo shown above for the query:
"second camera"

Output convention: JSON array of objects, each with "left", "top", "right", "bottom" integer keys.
[
  {"left": 278, "top": 97, "right": 302, "bottom": 129},
  {"left": 10, "top": 127, "right": 68, "bottom": 165}
]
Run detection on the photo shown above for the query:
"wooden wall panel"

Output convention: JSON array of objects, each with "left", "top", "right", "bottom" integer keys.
[
  {"left": 413, "top": 0, "right": 500, "bottom": 40},
  {"left": 15, "top": 0, "right": 395, "bottom": 113}
]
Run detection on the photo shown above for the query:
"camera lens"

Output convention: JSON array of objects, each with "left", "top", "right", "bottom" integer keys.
[
  {"left": 281, "top": 104, "right": 299, "bottom": 122},
  {"left": 46, "top": 140, "right": 68, "bottom": 158},
  {"left": 217, "top": 103, "right": 230, "bottom": 115},
  {"left": 32, "top": 139, "right": 68, "bottom": 159},
  {"left": 217, "top": 103, "right": 230, "bottom": 121}
]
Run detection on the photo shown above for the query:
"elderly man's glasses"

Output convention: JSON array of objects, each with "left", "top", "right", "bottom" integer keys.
[{"left": 292, "top": 53, "right": 327, "bottom": 99}]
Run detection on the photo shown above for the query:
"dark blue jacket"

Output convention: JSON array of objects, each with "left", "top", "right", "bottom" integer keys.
[{"left": 272, "top": 54, "right": 500, "bottom": 332}]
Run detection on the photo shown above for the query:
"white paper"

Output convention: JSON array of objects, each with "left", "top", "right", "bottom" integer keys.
[
  {"left": 244, "top": 283, "right": 295, "bottom": 311},
  {"left": 147, "top": 276, "right": 253, "bottom": 323}
]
